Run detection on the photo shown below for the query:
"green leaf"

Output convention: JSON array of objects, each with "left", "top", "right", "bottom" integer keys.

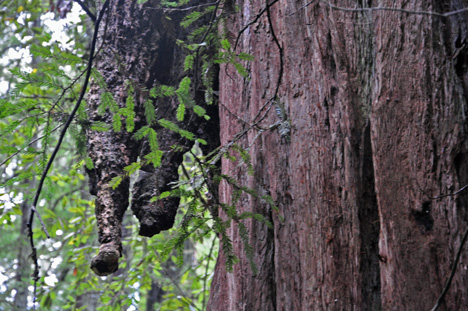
[
  {"left": 234, "top": 62, "right": 249, "bottom": 78},
  {"left": 109, "top": 176, "right": 123, "bottom": 189},
  {"left": 112, "top": 113, "right": 122, "bottom": 132},
  {"left": 134, "top": 125, "right": 150, "bottom": 140},
  {"left": 196, "top": 138, "right": 207, "bottom": 145},
  {"left": 123, "top": 162, "right": 141, "bottom": 175},
  {"left": 158, "top": 119, "right": 195, "bottom": 140},
  {"left": 144, "top": 99, "right": 156, "bottom": 124},
  {"left": 161, "top": 85, "right": 176, "bottom": 96},
  {"left": 193, "top": 105, "right": 206, "bottom": 117},
  {"left": 123, "top": 88, "right": 136, "bottom": 132},
  {"left": 30, "top": 44, "right": 52, "bottom": 58},
  {"left": 177, "top": 103, "right": 185, "bottom": 121},
  {"left": 181, "top": 11, "right": 202, "bottom": 28},
  {"left": 147, "top": 127, "right": 159, "bottom": 152},
  {"left": 85, "top": 157, "right": 94, "bottom": 169},
  {"left": 90, "top": 121, "right": 110, "bottom": 132},
  {"left": 221, "top": 39, "right": 231, "bottom": 50},
  {"left": 144, "top": 150, "right": 163, "bottom": 167},
  {"left": 178, "top": 77, "right": 191, "bottom": 94},
  {"left": 184, "top": 54, "right": 194, "bottom": 71}
]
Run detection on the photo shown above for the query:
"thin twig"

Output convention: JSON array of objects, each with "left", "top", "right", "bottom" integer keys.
[
  {"left": 432, "top": 184, "right": 468, "bottom": 199},
  {"left": 73, "top": 0, "right": 96, "bottom": 22},
  {"left": 431, "top": 226, "right": 468, "bottom": 311},
  {"left": 147, "top": 1, "right": 219, "bottom": 12},
  {"left": 1, "top": 53, "right": 89, "bottom": 169},
  {"left": 27, "top": 1, "right": 110, "bottom": 309},
  {"left": 202, "top": 235, "right": 216, "bottom": 310},
  {"left": 0, "top": 125, "right": 64, "bottom": 168},
  {"left": 418, "top": 182, "right": 468, "bottom": 201},
  {"left": 290, "top": 0, "right": 468, "bottom": 17}
]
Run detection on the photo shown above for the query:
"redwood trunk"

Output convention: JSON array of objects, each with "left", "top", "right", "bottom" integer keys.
[{"left": 209, "top": 1, "right": 468, "bottom": 310}]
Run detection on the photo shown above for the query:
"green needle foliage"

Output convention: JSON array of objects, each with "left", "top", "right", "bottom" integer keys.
[{"left": 0, "top": 0, "right": 273, "bottom": 310}]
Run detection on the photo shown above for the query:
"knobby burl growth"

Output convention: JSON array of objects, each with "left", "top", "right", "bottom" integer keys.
[{"left": 85, "top": 0, "right": 218, "bottom": 276}]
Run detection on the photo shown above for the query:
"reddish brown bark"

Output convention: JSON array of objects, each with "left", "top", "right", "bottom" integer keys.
[{"left": 209, "top": 0, "right": 468, "bottom": 310}]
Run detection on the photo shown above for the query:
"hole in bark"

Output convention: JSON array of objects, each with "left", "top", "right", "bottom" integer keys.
[{"left": 412, "top": 201, "right": 434, "bottom": 232}]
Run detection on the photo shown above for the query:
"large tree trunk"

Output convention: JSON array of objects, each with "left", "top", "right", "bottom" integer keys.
[
  {"left": 85, "top": 0, "right": 217, "bottom": 276},
  {"left": 209, "top": 1, "right": 468, "bottom": 310}
]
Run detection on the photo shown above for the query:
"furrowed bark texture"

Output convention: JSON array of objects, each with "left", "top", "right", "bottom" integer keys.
[
  {"left": 86, "top": 0, "right": 217, "bottom": 276},
  {"left": 209, "top": 0, "right": 468, "bottom": 310}
]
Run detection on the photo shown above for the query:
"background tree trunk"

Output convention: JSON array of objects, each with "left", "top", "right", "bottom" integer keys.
[
  {"left": 208, "top": 0, "right": 468, "bottom": 310},
  {"left": 12, "top": 200, "right": 31, "bottom": 310}
]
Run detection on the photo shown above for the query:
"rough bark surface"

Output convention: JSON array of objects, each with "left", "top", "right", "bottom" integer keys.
[
  {"left": 85, "top": 0, "right": 217, "bottom": 275},
  {"left": 208, "top": 0, "right": 468, "bottom": 310}
]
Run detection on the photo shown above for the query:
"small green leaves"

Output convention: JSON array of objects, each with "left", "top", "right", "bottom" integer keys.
[
  {"left": 177, "top": 102, "right": 186, "bottom": 121},
  {"left": 237, "top": 52, "right": 255, "bottom": 61},
  {"left": 144, "top": 150, "right": 163, "bottom": 167},
  {"left": 159, "top": 118, "right": 195, "bottom": 140},
  {"left": 123, "top": 162, "right": 141, "bottom": 175},
  {"left": 193, "top": 105, "right": 206, "bottom": 117},
  {"left": 216, "top": 40, "right": 254, "bottom": 79},
  {"left": 112, "top": 113, "right": 122, "bottom": 132},
  {"left": 143, "top": 99, "right": 156, "bottom": 124},
  {"left": 109, "top": 175, "right": 123, "bottom": 190},
  {"left": 98, "top": 92, "right": 119, "bottom": 115},
  {"left": 147, "top": 127, "right": 159, "bottom": 152},
  {"left": 181, "top": 11, "right": 203, "bottom": 28},
  {"left": 221, "top": 39, "right": 231, "bottom": 50},
  {"left": 184, "top": 54, "right": 194, "bottom": 71},
  {"left": 90, "top": 121, "right": 110, "bottom": 132}
]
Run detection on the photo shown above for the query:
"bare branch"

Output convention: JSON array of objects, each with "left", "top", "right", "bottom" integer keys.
[{"left": 290, "top": 0, "right": 468, "bottom": 17}]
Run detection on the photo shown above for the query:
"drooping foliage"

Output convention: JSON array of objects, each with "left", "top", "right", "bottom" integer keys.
[{"left": 0, "top": 1, "right": 219, "bottom": 310}]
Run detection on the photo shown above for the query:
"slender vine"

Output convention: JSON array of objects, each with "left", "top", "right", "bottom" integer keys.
[{"left": 27, "top": 1, "right": 109, "bottom": 308}]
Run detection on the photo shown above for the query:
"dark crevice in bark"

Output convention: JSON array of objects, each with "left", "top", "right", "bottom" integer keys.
[
  {"left": 358, "top": 122, "right": 381, "bottom": 311},
  {"left": 412, "top": 200, "right": 434, "bottom": 232}
]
